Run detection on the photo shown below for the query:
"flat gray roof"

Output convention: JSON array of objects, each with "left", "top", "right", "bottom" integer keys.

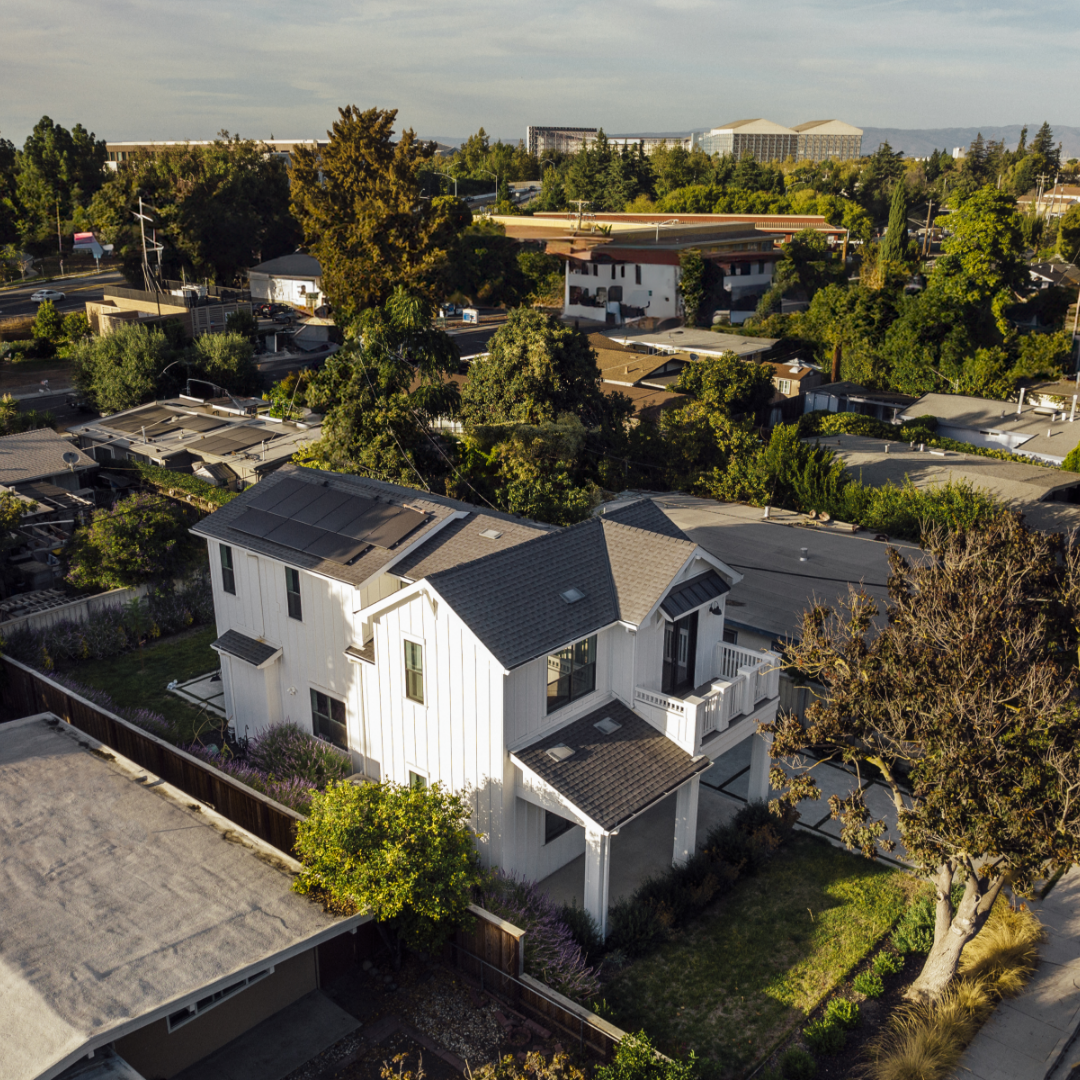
[
  {"left": 643, "top": 495, "right": 909, "bottom": 642},
  {"left": 0, "top": 715, "right": 359, "bottom": 1080},
  {"left": 605, "top": 327, "right": 777, "bottom": 357}
]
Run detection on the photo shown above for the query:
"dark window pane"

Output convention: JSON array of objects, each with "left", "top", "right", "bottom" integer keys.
[
  {"left": 220, "top": 545, "right": 235, "bottom": 595},
  {"left": 405, "top": 641, "right": 424, "bottom": 703},
  {"left": 286, "top": 567, "right": 302, "bottom": 620},
  {"left": 546, "top": 636, "right": 596, "bottom": 714},
  {"left": 545, "top": 810, "right": 575, "bottom": 844}
]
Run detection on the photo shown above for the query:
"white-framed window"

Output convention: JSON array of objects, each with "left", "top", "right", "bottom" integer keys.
[
  {"left": 776, "top": 379, "right": 792, "bottom": 395},
  {"left": 408, "top": 769, "right": 428, "bottom": 790},
  {"left": 310, "top": 689, "right": 348, "bottom": 750},
  {"left": 546, "top": 635, "right": 597, "bottom": 714},
  {"left": 404, "top": 639, "right": 425, "bottom": 704},
  {"left": 220, "top": 544, "right": 235, "bottom": 595},
  {"left": 166, "top": 968, "right": 274, "bottom": 1032},
  {"left": 285, "top": 566, "right": 302, "bottom": 620}
]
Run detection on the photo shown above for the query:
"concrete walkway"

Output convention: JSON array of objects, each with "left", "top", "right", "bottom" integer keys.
[{"left": 956, "top": 870, "right": 1080, "bottom": 1080}]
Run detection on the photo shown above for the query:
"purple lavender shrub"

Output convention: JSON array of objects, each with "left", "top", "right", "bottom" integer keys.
[
  {"left": 478, "top": 871, "right": 600, "bottom": 1003},
  {"left": 181, "top": 743, "right": 318, "bottom": 814},
  {"left": 247, "top": 721, "right": 352, "bottom": 785}
]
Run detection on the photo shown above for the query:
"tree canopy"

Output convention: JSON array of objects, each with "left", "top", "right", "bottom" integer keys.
[
  {"left": 292, "top": 778, "right": 481, "bottom": 956},
  {"left": 71, "top": 322, "right": 175, "bottom": 414},
  {"left": 770, "top": 513, "right": 1080, "bottom": 1001},
  {"left": 290, "top": 106, "right": 464, "bottom": 322}
]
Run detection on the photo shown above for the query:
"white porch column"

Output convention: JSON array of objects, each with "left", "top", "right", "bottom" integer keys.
[
  {"left": 583, "top": 825, "right": 612, "bottom": 939},
  {"left": 748, "top": 729, "right": 774, "bottom": 803},
  {"left": 672, "top": 773, "right": 701, "bottom": 867}
]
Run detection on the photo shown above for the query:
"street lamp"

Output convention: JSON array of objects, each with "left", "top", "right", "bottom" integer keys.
[
  {"left": 474, "top": 167, "right": 499, "bottom": 206},
  {"left": 436, "top": 170, "right": 458, "bottom": 197}
]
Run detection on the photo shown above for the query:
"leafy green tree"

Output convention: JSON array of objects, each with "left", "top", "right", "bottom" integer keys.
[
  {"left": 438, "top": 219, "right": 526, "bottom": 306},
  {"left": 89, "top": 134, "right": 297, "bottom": 286},
  {"left": 758, "top": 228, "right": 841, "bottom": 314},
  {"left": 594, "top": 1031, "right": 695, "bottom": 1080},
  {"left": 190, "top": 331, "right": 258, "bottom": 394},
  {"left": 61, "top": 311, "right": 91, "bottom": 344},
  {"left": 0, "top": 133, "right": 18, "bottom": 245},
  {"left": 460, "top": 308, "right": 615, "bottom": 429},
  {"left": 0, "top": 488, "right": 35, "bottom": 597},
  {"left": 66, "top": 492, "right": 191, "bottom": 589},
  {"left": 879, "top": 181, "right": 909, "bottom": 265},
  {"left": 677, "top": 249, "right": 707, "bottom": 326},
  {"left": 1058, "top": 203, "right": 1080, "bottom": 261},
  {"left": 290, "top": 107, "right": 461, "bottom": 322},
  {"left": 31, "top": 300, "right": 64, "bottom": 346},
  {"left": 225, "top": 308, "right": 258, "bottom": 343},
  {"left": 301, "top": 288, "right": 459, "bottom": 485},
  {"left": 292, "top": 778, "right": 481, "bottom": 959},
  {"left": 71, "top": 322, "right": 175, "bottom": 414},
  {"left": 857, "top": 142, "right": 905, "bottom": 220},
  {"left": 16, "top": 116, "right": 106, "bottom": 247},
  {"left": 772, "top": 513, "right": 1080, "bottom": 1001},
  {"left": 517, "top": 249, "right": 563, "bottom": 305},
  {"left": 675, "top": 351, "right": 775, "bottom": 418}
]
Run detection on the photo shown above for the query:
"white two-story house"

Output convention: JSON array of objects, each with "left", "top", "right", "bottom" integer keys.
[{"left": 192, "top": 465, "right": 780, "bottom": 934}]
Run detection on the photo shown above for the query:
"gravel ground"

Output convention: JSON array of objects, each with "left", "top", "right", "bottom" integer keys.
[{"left": 398, "top": 966, "right": 505, "bottom": 1065}]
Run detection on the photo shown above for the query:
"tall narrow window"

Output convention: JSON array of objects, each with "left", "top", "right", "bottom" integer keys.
[
  {"left": 220, "top": 545, "right": 235, "bottom": 595},
  {"left": 409, "top": 770, "right": 427, "bottom": 790},
  {"left": 310, "top": 689, "right": 347, "bottom": 749},
  {"left": 635, "top": 264, "right": 642, "bottom": 285},
  {"left": 546, "top": 635, "right": 597, "bottom": 714},
  {"left": 285, "top": 566, "right": 302, "bottom": 620},
  {"left": 404, "top": 640, "right": 424, "bottom": 703}
]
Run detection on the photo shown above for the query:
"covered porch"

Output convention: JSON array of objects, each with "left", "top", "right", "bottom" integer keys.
[{"left": 511, "top": 700, "right": 712, "bottom": 937}]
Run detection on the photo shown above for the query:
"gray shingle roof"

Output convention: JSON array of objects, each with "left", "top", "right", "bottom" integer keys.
[
  {"left": 427, "top": 517, "right": 697, "bottom": 669},
  {"left": 0, "top": 428, "right": 96, "bottom": 486},
  {"left": 392, "top": 512, "right": 553, "bottom": 580},
  {"left": 248, "top": 252, "right": 322, "bottom": 279},
  {"left": 600, "top": 497, "right": 691, "bottom": 541},
  {"left": 513, "top": 700, "right": 709, "bottom": 831},
  {"left": 212, "top": 629, "right": 280, "bottom": 667},
  {"left": 660, "top": 569, "right": 730, "bottom": 618}
]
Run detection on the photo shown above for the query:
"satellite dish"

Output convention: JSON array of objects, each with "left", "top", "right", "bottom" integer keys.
[{"left": 62, "top": 451, "right": 81, "bottom": 465}]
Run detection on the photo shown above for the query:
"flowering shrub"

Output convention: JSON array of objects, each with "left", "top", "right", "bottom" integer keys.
[
  {"left": 49, "top": 673, "right": 173, "bottom": 742},
  {"left": 248, "top": 721, "right": 352, "bottom": 785},
  {"left": 478, "top": 870, "right": 600, "bottom": 1003},
  {"left": 182, "top": 743, "right": 319, "bottom": 814},
  {"left": 1, "top": 575, "right": 213, "bottom": 669}
]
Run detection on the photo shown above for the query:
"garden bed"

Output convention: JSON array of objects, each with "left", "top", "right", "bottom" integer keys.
[{"left": 598, "top": 834, "right": 918, "bottom": 1080}]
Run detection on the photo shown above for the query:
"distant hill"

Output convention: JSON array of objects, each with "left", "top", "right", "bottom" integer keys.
[{"left": 862, "top": 126, "right": 1080, "bottom": 160}]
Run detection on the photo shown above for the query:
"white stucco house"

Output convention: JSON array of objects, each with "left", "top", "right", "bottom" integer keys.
[
  {"left": 246, "top": 253, "right": 323, "bottom": 309},
  {"left": 192, "top": 465, "right": 780, "bottom": 934}
]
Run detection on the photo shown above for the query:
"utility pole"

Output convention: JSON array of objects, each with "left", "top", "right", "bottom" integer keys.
[
  {"left": 135, "top": 196, "right": 164, "bottom": 316},
  {"left": 56, "top": 200, "right": 64, "bottom": 278},
  {"left": 569, "top": 199, "right": 590, "bottom": 231},
  {"left": 1036, "top": 173, "right": 1050, "bottom": 216}
]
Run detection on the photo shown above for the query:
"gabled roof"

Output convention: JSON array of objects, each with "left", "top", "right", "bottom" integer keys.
[
  {"left": 247, "top": 252, "right": 322, "bottom": 279},
  {"left": 0, "top": 428, "right": 96, "bottom": 486},
  {"left": 426, "top": 514, "right": 699, "bottom": 669},
  {"left": 513, "top": 699, "right": 709, "bottom": 831},
  {"left": 599, "top": 497, "right": 691, "bottom": 541}
]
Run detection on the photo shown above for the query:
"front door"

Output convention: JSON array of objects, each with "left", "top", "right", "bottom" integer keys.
[{"left": 662, "top": 611, "right": 698, "bottom": 695}]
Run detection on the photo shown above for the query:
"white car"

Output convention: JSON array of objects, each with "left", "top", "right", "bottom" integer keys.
[{"left": 30, "top": 289, "right": 65, "bottom": 303}]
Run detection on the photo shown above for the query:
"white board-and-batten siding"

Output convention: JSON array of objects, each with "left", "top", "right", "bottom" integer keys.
[{"left": 367, "top": 589, "right": 510, "bottom": 867}]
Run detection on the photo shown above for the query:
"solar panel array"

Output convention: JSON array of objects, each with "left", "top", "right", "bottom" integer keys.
[
  {"left": 110, "top": 406, "right": 230, "bottom": 436},
  {"left": 231, "top": 476, "right": 429, "bottom": 565},
  {"left": 196, "top": 427, "right": 282, "bottom": 456}
]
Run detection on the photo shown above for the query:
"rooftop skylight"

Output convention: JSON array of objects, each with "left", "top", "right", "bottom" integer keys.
[
  {"left": 594, "top": 717, "right": 622, "bottom": 735},
  {"left": 546, "top": 744, "right": 575, "bottom": 763},
  {"left": 480, "top": 528, "right": 503, "bottom": 540},
  {"left": 561, "top": 587, "right": 586, "bottom": 604}
]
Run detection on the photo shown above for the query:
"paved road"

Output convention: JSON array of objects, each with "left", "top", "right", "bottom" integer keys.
[{"left": 0, "top": 270, "right": 125, "bottom": 319}]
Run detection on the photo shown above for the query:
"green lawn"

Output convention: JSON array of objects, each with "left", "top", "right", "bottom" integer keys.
[
  {"left": 63, "top": 626, "right": 220, "bottom": 743},
  {"left": 603, "top": 835, "right": 917, "bottom": 1078}
]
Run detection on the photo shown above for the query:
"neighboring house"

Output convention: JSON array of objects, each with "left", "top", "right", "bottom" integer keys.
[
  {"left": 811, "top": 432, "right": 1080, "bottom": 534},
  {"left": 1028, "top": 260, "right": 1080, "bottom": 290},
  {"left": 0, "top": 427, "right": 97, "bottom": 492},
  {"left": 1, "top": 713, "right": 366, "bottom": 1080},
  {"left": 71, "top": 399, "right": 323, "bottom": 490},
  {"left": 763, "top": 360, "right": 825, "bottom": 418},
  {"left": 247, "top": 253, "right": 324, "bottom": 310},
  {"left": 1016, "top": 184, "right": 1080, "bottom": 217},
  {"left": 803, "top": 381, "right": 916, "bottom": 424},
  {"left": 603, "top": 326, "right": 778, "bottom": 361},
  {"left": 86, "top": 283, "right": 252, "bottom": 339},
  {"left": 898, "top": 392, "right": 1080, "bottom": 466},
  {"left": 191, "top": 466, "right": 781, "bottom": 934}
]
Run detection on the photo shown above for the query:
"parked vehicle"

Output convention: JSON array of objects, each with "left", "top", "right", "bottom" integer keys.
[{"left": 30, "top": 289, "right": 65, "bottom": 303}]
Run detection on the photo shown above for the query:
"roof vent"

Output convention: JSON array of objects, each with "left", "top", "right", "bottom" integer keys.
[
  {"left": 561, "top": 587, "right": 586, "bottom": 604},
  {"left": 594, "top": 716, "right": 622, "bottom": 735},
  {"left": 480, "top": 528, "right": 502, "bottom": 540},
  {"left": 546, "top": 744, "right": 575, "bottom": 763}
]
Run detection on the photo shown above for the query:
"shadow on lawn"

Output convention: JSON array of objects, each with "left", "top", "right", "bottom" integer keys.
[{"left": 601, "top": 835, "right": 915, "bottom": 1080}]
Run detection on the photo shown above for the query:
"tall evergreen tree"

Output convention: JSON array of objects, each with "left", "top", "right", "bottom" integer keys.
[{"left": 880, "top": 180, "right": 909, "bottom": 264}]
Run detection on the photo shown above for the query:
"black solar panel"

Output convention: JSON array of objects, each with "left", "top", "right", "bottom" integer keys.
[
  {"left": 364, "top": 508, "right": 426, "bottom": 548},
  {"left": 295, "top": 489, "right": 353, "bottom": 527},
  {"left": 247, "top": 476, "right": 307, "bottom": 511},
  {"left": 305, "top": 532, "right": 370, "bottom": 563},
  {"left": 175, "top": 414, "right": 229, "bottom": 433},
  {"left": 111, "top": 406, "right": 175, "bottom": 433},
  {"left": 313, "top": 497, "right": 374, "bottom": 533},
  {"left": 335, "top": 500, "right": 399, "bottom": 540},
  {"left": 264, "top": 518, "right": 329, "bottom": 551},
  {"left": 231, "top": 507, "right": 282, "bottom": 539}
]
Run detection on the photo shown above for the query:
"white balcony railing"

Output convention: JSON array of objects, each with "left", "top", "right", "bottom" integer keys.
[{"left": 633, "top": 645, "right": 781, "bottom": 756}]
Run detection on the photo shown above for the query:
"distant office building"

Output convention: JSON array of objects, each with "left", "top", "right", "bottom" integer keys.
[
  {"left": 792, "top": 120, "right": 863, "bottom": 162},
  {"left": 526, "top": 126, "right": 599, "bottom": 156},
  {"left": 691, "top": 119, "right": 799, "bottom": 161},
  {"left": 104, "top": 139, "right": 329, "bottom": 169},
  {"left": 606, "top": 134, "right": 693, "bottom": 155}
]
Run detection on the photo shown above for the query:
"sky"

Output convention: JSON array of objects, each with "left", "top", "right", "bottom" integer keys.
[{"left": 2, "top": 0, "right": 1077, "bottom": 146}]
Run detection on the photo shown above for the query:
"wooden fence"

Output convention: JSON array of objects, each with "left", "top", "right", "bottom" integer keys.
[
  {"left": 0, "top": 655, "right": 303, "bottom": 855},
  {"left": 451, "top": 905, "right": 627, "bottom": 1062}
]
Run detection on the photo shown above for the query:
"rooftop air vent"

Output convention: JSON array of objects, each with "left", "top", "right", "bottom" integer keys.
[
  {"left": 594, "top": 717, "right": 621, "bottom": 735},
  {"left": 561, "top": 587, "right": 586, "bottom": 604},
  {"left": 546, "top": 744, "right": 575, "bottom": 763},
  {"left": 480, "top": 528, "right": 502, "bottom": 540}
]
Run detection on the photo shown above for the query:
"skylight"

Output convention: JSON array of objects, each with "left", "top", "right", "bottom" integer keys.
[
  {"left": 561, "top": 587, "right": 586, "bottom": 604},
  {"left": 546, "top": 744, "right": 575, "bottom": 763},
  {"left": 594, "top": 717, "right": 621, "bottom": 735},
  {"left": 480, "top": 528, "right": 503, "bottom": 540}
]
